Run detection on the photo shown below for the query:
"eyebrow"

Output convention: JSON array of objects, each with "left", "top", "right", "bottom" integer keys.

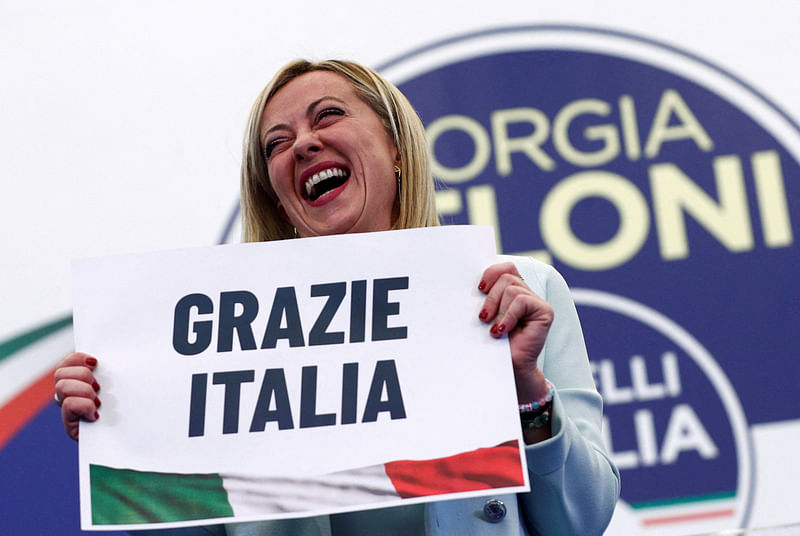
[{"left": 261, "top": 96, "right": 348, "bottom": 139}]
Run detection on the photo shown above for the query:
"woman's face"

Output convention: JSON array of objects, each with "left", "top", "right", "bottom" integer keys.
[{"left": 260, "top": 71, "right": 399, "bottom": 238}]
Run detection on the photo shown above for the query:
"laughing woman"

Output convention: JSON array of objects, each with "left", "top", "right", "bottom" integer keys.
[{"left": 54, "top": 59, "right": 619, "bottom": 536}]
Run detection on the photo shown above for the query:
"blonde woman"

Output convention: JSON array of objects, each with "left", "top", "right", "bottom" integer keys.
[{"left": 55, "top": 59, "right": 619, "bottom": 536}]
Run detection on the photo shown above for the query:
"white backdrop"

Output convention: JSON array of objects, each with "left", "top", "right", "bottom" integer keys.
[{"left": 3, "top": 0, "right": 799, "bottom": 342}]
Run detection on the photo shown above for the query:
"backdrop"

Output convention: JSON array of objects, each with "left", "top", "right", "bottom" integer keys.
[{"left": 2, "top": 2, "right": 798, "bottom": 534}]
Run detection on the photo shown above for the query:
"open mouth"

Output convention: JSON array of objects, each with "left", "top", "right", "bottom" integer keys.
[{"left": 304, "top": 167, "right": 350, "bottom": 202}]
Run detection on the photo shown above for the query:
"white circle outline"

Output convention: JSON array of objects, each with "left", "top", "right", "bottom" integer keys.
[
  {"left": 571, "top": 287, "right": 753, "bottom": 529},
  {"left": 377, "top": 27, "right": 770, "bottom": 527}
]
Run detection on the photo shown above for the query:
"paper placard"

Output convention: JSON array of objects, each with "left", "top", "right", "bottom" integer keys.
[{"left": 73, "top": 226, "right": 528, "bottom": 530}]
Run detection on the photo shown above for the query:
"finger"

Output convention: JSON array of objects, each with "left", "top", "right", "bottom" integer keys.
[
  {"left": 491, "top": 293, "right": 554, "bottom": 338},
  {"left": 61, "top": 397, "right": 100, "bottom": 441},
  {"left": 479, "top": 272, "right": 527, "bottom": 323},
  {"left": 54, "top": 367, "right": 100, "bottom": 408},
  {"left": 54, "top": 352, "right": 99, "bottom": 404},
  {"left": 55, "top": 352, "right": 98, "bottom": 371},
  {"left": 62, "top": 396, "right": 99, "bottom": 420},
  {"left": 478, "top": 262, "right": 520, "bottom": 294},
  {"left": 54, "top": 363, "right": 99, "bottom": 385},
  {"left": 55, "top": 378, "right": 101, "bottom": 405},
  {"left": 61, "top": 396, "right": 99, "bottom": 437},
  {"left": 491, "top": 284, "right": 529, "bottom": 329}
]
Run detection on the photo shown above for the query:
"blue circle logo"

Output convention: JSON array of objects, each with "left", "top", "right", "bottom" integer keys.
[{"left": 378, "top": 25, "right": 800, "bottom": 533}]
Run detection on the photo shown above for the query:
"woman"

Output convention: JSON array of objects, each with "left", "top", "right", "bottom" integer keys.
[{"left": 55, "top": 59, "right": 619, "bottom": 535}]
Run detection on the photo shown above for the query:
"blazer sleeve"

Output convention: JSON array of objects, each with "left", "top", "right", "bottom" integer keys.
[{"left": 508, "top": 256, "right": 620, "bottom": 536}]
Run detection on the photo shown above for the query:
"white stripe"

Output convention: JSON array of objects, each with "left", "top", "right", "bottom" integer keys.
[
  {"left": 0, "top": 324, "right": 73, "bottom": 407},
  {"left": 222, "top": 464, "right": 400, "bottom": 515}
]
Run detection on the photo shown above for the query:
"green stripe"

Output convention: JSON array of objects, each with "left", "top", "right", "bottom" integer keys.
[
  {"left": 90, "top": 464, "right": 234, "bottom": 524},
  {"left": 630, "top": 490, "right": 736, "bottom": 510},
  {"left": 0, "top": 315, "right": 73, "bottom": 362}
]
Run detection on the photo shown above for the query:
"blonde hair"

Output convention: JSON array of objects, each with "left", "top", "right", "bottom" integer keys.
[{"left": 241, "top": 59, "right": 440, "bottom": 242}]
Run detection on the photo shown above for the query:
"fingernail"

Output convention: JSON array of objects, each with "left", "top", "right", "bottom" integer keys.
[
  {"left": 490, "top": 323, "right": 498, "bottom": 335},
  {"left": 94, "top": 397, "right": 101, "bottom": 408},
  {"left": 86, "top": 357, "right": 98, "bottom": 367},
  {"left": 93, "top": 411, "right": 99, "bottom": 420},
  {"left": 92, "top": 380, "right": 100, "bottom": 392},
  {"left": 479, "top": 308, "right": 488, "bottom": 321},
  {"left": 478, "top": 280, "right": 486, "bottom": 291},
  {"left": 497, "top": 323, "right": 506, "bottom": 334}
]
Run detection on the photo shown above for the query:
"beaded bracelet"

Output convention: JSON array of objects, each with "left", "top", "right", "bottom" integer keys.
[
  {"left": 519, "top": 380, "right": 554, "bottom": 430},
  {"left": 518, "top": 380, "right": 554, "bottom": 414}
]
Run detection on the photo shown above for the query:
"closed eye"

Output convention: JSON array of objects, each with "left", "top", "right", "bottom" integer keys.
[
  {"left": 315, "top": 106, "right": 345, "bottom": 123},
  {"left": 264, "top": 137, "right": 289, "bottom": 159}
]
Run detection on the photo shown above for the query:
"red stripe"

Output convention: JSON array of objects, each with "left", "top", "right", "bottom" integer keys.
[
  {"left": 0, "top": 369, "right": 57, "bottom": 450},
  {"left": 642, "top": 508, "right": 736, "bottom": 526},
  {"left": 385, "top": 440, "right": 524, "bottom": 498}
]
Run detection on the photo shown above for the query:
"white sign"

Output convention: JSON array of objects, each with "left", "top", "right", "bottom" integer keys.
[{"left": 72, "top": 226, "right": 529, "bottom": 531}]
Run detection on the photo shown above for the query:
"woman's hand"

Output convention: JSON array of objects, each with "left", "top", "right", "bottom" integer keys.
[
  {"left": 478, "top": 262, "right": 552, "bottom": 404},
  {"left": 479, "top": 262, "right": 554, "bottom": 444},
  {"left": 53, "top": 352, "right": 101, "bottom": 440}
]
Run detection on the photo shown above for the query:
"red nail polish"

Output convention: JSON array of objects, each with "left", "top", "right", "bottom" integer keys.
[
  {"left": 86, "top": 357, "right": 98, "bottom": 367},
  {"left": 94, "top": 397, "right": 101, "bottom": 408},
  {"left": 93, "top": 411, "right": 99, "bottom": 420},
  {"left": 479, "top": 309, "right": 488, "bottom": 321},
  {"left": 92, "top": 380, "right": 100, "bottom": 392},
  {"left": 490, "top": 324, "right": 498, "bottom": 335},
  {"left": 497, "top": 323, "right": 506, "bottom": 334},
  {"left": 478, "top": 280, "right": 486, "bottom": 291}
]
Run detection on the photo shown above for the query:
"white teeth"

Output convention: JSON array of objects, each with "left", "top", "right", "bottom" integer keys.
[{"left": 304, "top": 167, "right": 346, "bottom": 197}]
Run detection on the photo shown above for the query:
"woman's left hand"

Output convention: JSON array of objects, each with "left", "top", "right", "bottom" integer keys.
[{"left": 478, "top": 262, "right": 553, "bottom": 404}]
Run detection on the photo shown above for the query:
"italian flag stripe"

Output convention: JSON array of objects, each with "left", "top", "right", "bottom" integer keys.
[
  {"left": 0, "top": 315, "right": 74, "bottom": 450},
  {"left": 90, "top": 465, "right": 234, "bottom": 524},
  {"left": 90, "top": 440, "right": 524, "bottom": 525},
  {"left": 385, "top": 440, "right": 524, "bottom": 498}
]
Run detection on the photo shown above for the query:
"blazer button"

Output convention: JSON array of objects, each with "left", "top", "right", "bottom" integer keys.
[{"left": 483, "top": 498, "right": 507, "bottom": 523}]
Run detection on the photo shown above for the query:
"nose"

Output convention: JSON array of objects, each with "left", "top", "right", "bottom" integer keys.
[{"left": 293, "top": 128, "right": 322, "bottom": 161}]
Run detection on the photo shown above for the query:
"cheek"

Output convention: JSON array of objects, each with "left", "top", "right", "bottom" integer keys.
[{"left": 267, "top": 159, "right": 292, "bottom": 196}]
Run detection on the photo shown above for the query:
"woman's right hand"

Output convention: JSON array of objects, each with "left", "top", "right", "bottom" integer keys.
[{"left": 53, "top": 352, "right": 101, "bottom": 440}]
